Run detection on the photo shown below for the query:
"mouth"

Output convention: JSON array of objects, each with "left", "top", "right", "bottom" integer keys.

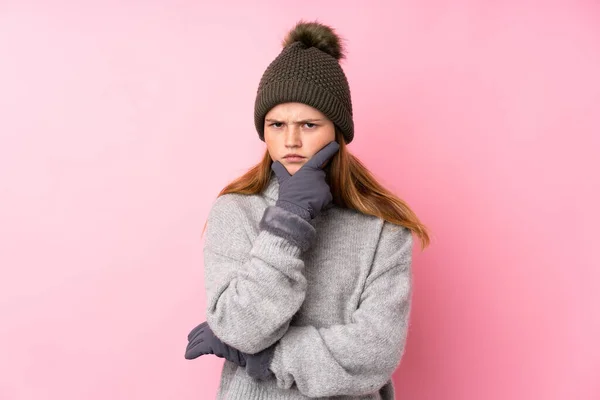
[{"left": 283, "top": 155, "right": 306, "bottom": 162}]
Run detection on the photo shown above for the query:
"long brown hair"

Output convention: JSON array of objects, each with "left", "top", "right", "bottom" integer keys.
[{"left": 203, "top": 129, "right": 430, "bottom": 250}]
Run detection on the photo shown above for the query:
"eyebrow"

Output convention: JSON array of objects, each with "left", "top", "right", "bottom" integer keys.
[{"left": 265, "top": 118, "right": 324, "bottom": 123}]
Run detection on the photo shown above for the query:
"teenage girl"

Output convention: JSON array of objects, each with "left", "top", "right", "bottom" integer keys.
[{"left": 185, "top": 20, "right": 430, "bottom": 400}]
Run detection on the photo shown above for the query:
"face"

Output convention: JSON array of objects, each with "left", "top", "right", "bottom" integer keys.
[{"left": 264, "top": 102, "right": 336, "bottom": 175}]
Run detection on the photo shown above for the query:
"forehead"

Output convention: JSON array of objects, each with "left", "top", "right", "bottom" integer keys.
[{"left": 265, "top": 102, "right": 326, "bottom": 119}]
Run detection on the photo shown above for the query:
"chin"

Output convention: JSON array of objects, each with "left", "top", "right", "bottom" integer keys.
[{"left": 286, "top": 165, "right": 301, "bottom": 175}]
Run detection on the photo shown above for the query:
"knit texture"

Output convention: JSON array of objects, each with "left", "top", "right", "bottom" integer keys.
[
  {"left": 254, "top": 41, "right": 354, "bottom": 144},
  {"left": 203, "top": 175, "right": 413, "bottom": 399}
]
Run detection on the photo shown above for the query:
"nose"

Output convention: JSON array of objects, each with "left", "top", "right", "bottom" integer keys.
[{"left": 284, "top": 126, "right": 302, "bottom": 148}]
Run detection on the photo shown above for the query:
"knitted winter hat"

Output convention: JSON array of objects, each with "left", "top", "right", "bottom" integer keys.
[{"left": 254, "top": 21, "right": 354, "bottom": 144}]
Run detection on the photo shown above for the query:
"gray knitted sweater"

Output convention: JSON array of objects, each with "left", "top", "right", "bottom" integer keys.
[{"left": 203, "top": 175, "right": 413, "bottom": 399}]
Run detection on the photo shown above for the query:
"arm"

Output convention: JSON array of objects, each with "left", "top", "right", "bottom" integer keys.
[
  {"left": 203, "top": 196, "right": 316, "bottom": 354},
  {"left": 268, "top": 223, "right": 414, "bottom": 398}
]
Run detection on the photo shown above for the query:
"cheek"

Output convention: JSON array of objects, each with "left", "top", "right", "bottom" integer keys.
[
  {"left": 266, "top": 145, "right": 277, "bottom": 160},
  {"left": 309, "top": 128, "right": 336, "bottom": 150},
  {"left": 319, "top": 125, "right": 336, "bottom": 142},
  {"left": 264, "top": 136, "right": 282, "bottom": 160}
]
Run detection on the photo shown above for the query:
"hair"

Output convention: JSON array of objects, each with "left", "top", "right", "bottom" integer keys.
[{"left": 202, "top": 129, "right": 430, "bottom": 250}]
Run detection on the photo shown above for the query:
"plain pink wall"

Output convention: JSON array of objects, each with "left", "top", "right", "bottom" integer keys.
[{"left": 1, "top": 1, "right": 598, "bottom": 399}]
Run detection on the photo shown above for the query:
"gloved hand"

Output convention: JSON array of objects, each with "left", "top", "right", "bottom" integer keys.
[
  {"left": 185, "top": 321, "right": 246, "bottom": 366},
  {"left": 185, "top": 321, "right": 275, "bottom": 381},
  {"left": 272, "top": 141, "right": 340, "bottom": 221}
]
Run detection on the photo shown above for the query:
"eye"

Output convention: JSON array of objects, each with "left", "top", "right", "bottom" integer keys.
[
  {"left": 270, "top": 122, "right": 283, "bottom": 128},
  {"left": 304, "top": 123, "right": 318, "bottom": 129}
]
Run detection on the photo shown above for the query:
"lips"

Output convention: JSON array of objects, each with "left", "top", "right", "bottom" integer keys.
[{"left": 283, "top": 154, "right": 306, "bottom": 163}]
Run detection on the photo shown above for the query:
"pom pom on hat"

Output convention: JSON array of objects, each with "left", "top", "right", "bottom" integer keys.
[{"left": 281, "top": 20, "right": 346, "bottom": 61}]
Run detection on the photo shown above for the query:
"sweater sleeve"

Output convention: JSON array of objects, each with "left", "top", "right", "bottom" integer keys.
[
  {"left": 268, "top": 222, "right": 414, "bottom": 398},
  {"left": 203, "top": 197, "right": 315, "bottom": 355}
]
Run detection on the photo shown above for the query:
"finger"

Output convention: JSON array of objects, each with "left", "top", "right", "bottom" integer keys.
[
  {"left": 187, "top": 321, "right": 207, "bottom": 341},
  {"left": 271, "top": 161, "right": 291, "bottom": 180},
  {"left": 304, "top": 141, "right": 339, "bottom": 169},
  {"left": 185, "top": 344, "right": 207, "bottom": 360},
  {"left": 184, "top": 349, "right": 199, "bottom": 360},
  {"left": 187, "top": 323, "right": 206, "bottom": 342},
  {"left": 188, "top": 337, "right": 205, "bottom": 350},
  {"left": 185, "top": 339, "right": 205, "bottom": 359}
]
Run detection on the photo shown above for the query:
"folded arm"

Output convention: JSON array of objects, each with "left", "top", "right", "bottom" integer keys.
[{"left": 203, "top": 198, "right": 315, "bottom": 354}]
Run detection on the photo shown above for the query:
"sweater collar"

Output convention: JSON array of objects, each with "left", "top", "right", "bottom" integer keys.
[{"left": 263, "top": 174, "right": 279, "bottom": 201}]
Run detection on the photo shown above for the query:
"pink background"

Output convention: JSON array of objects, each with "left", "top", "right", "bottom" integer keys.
[{"left": 1, "top": 1, "right": 598, "bottom": 399}]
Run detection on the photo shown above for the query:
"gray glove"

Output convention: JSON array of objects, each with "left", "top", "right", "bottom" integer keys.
[
  {"left": 185, "top": 321, "right": 246, "bottom": 366},
  {"left": 259, "top": 141, "right": 339, "bottom": 251},
  {"left": 185, "top": 321, "right": 275, "bottom": 381},
  {"left": 271, "top": 141, "right": 340, "bottom": 221}
]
